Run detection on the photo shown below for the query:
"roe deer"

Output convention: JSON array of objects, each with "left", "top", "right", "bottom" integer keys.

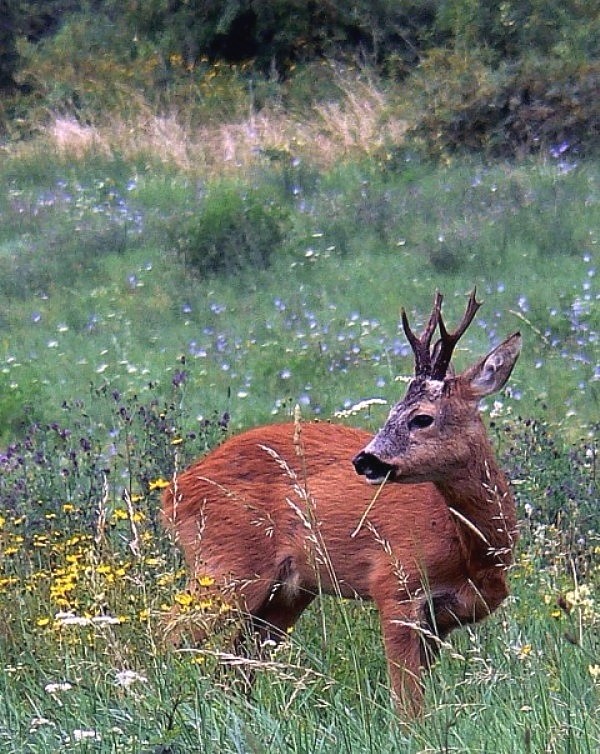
[{"left": 162, "top": 290, "right": 521, "bottom": 714}]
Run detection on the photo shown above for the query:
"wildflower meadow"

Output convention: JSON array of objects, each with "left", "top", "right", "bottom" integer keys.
[{"left": 0, "top": 122, "right": 598, "bottom": 751}]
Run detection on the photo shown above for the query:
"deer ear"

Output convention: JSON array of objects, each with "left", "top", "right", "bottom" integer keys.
[{"left": 461, "top": 333, "right": 522, "bottom": 398}]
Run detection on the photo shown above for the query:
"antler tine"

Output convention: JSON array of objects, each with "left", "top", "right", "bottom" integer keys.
[
  {"left": 401, "top": 291, "right": 443, "bottom": 376},
  {"left": 431, "top": 288, "right": 482, "bottom": 380}
]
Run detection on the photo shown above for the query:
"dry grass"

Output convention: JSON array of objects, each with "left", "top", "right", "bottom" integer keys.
[
  {"left": 33, "top": 79, "right": 407, "bottom": 174},
  {"left": 48, "top": 117, "right": 109, "bottom": 159}
]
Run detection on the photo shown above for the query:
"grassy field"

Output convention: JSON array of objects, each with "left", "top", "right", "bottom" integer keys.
[{"left": 0, "top": 133, "right": 598, "bottom": 752}]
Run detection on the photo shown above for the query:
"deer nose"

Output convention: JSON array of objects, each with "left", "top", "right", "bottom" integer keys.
[
  {"left": 352, "top": 451, "right": 394, "bottom": 482},
  {"left": 352, "top": 451, "right": 370, "bottom": 475}
]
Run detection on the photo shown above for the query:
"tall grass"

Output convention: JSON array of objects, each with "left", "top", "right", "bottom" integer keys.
[
  {"left": 7, "top": 69, "right": 406, "bottom": 175},
  {"left": 0, "top": 372, "right": 597, "bottom": 752},
  {"left": 0, "top": 122, "right": 598, "bottom": 750}
]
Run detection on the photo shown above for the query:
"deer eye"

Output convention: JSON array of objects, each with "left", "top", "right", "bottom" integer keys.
[{"left": 409, "top": 414, "right": 434, "bottom": 430}]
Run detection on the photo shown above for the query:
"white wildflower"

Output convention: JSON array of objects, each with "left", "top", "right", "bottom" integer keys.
[
  {"left": 30, "top": 717, "right": 56, "bottom": 732},
  {"left": 54, "top": 611, "right": 91, "bottom": 627},
  {"left": 44, "top": 682, "right": 73, "bottom": 694},
  {"left": 91, "top": 615, "right": 121, "bottom": 625},
  {"left": 71, "top": 729, "right": 101, "bottom": 742},
  {"left": 114, "top": 669, "right": 148, "bottom": 688},
  {"left": 334, "top": 398, "right": 387, "bottom": 418}
]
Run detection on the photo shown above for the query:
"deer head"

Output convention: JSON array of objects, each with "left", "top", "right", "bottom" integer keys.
[{"left": 353, "top": 290, "right": 521, "bottom": 484}]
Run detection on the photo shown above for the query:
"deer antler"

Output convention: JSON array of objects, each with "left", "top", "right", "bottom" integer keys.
[
  {"left": 401, "top": 291, "right": 443, "bottom": 377},
  {"left": 430, "top": 289, "right": 482, "bottom": 380}
]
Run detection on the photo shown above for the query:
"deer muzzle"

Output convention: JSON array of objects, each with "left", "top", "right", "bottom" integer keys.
[{"left": 352, "top": 451, "right": 395, "bottom": 484}]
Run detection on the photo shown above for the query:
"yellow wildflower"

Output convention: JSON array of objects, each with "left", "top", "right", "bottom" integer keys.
[
  {"left": 174, "top": 592, "right": 194, "bottom": 608},
  {"left": 197, "top": 575, "right": 215, "bottom": 588},
  {"left": 149, "top": 478, "right": 170, "bottom": 491},
  {"left": 565, "top": 584, "right": 597, "bottom": 622},
  {"left": 143, "top": 557, "right": 163, "bottom": 567},
  {"left": 65, "top": 535, "right": 89, "bottom": 547},
  {"left": 157, "top": 573, "right": 175, "bottom": 587},
  {"left": 518, "top": 644, "right": 532, "bottom": 659}
]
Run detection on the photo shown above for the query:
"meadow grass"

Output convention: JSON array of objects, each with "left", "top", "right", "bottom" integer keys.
[
  {"left": 0, "top": 397, "right": 597, "bottom": 752},
  {"left": 0, "top": 138, "right": 598, "bottom": 751},
  {"left": 0, "top": 150, "right": 597, "bottom": 436}
]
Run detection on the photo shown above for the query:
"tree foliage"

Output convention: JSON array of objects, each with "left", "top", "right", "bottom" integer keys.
[
  {"left": 9, "top": 0, "right": 599, "bottom": 74},
  {"left": 0, "top": 0, "right": 20, "bottom": 92},
  {"left": 95, "top": 0, "right": 598, "bottom": 74},
  {"left": 3, "top": 0, "right": 599, "bottom": 154}
]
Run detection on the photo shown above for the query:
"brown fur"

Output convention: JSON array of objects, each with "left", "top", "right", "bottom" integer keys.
[
  {"left": 162, "top": 415, "right": 516, "bottom": 714},
  {"left": 162, "top": 293, "right": 521, "bottom": 715}
]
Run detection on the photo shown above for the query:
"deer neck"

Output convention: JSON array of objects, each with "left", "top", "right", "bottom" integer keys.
[{"left": 435, "top": 445, "right": 517, "bottom": 570}]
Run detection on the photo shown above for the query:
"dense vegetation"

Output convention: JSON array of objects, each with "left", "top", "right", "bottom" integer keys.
[
  {"left": 0, "top": 144, "right": 598, "bottom": 752},
  {"left": 2, "top": 0, "right": 599, "bottom": 156},
  {"left": 0, "top": 2, "right": 598, "bottom": 752}
]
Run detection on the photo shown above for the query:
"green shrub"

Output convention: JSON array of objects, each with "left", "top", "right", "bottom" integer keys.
[
  {"left": 410, "top": 49, "right": 600, "bottom": 157},
  {"left": 173, "top": 182, "right": 290, "bottom": 277},
  {"left": 435, "top": 0, "right": 600, "bottom": 60},
  {"left": 102, "top": 0, "right": 438, "bottom": 76}
]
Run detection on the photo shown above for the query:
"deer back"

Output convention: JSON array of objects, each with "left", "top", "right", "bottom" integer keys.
[
  {"left": 161, "top": 289, "right": 521, "bottom": 715},
  {"left": 163, "top": 421, "right": 494, "bottom": 604}
]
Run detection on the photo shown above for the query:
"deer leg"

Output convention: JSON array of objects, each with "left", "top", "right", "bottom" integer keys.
[
  {"left": 419, "top": 591, "right": 461, "bottom": 668},
  {"left": 241, "top": 555, "right": 313, "bottom": 646},
  {"left": 253, "top": 589, "right": 315, "bottom": 645},
  {"left": 161, "top": 577, "right": 220, "bottom": 648},
  {"left": 164, "top": 572, "right": 272, "bottom": 651},
  {"left": 231, "top": 576, "right": 315, "bottom": 690},
  {"left": 376, "top": 599, "right": 425, "bottom": 716}
]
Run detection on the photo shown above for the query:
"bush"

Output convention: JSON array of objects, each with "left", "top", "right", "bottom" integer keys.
[
  {"left": 410, "top": 50, "right": 600, "bottom": 157},
  {"left": 173, "top": 182, "right": 290, "bottom": 277},
  {"left": 103, "top": 0, "right": 438, "bottom": 76}
]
